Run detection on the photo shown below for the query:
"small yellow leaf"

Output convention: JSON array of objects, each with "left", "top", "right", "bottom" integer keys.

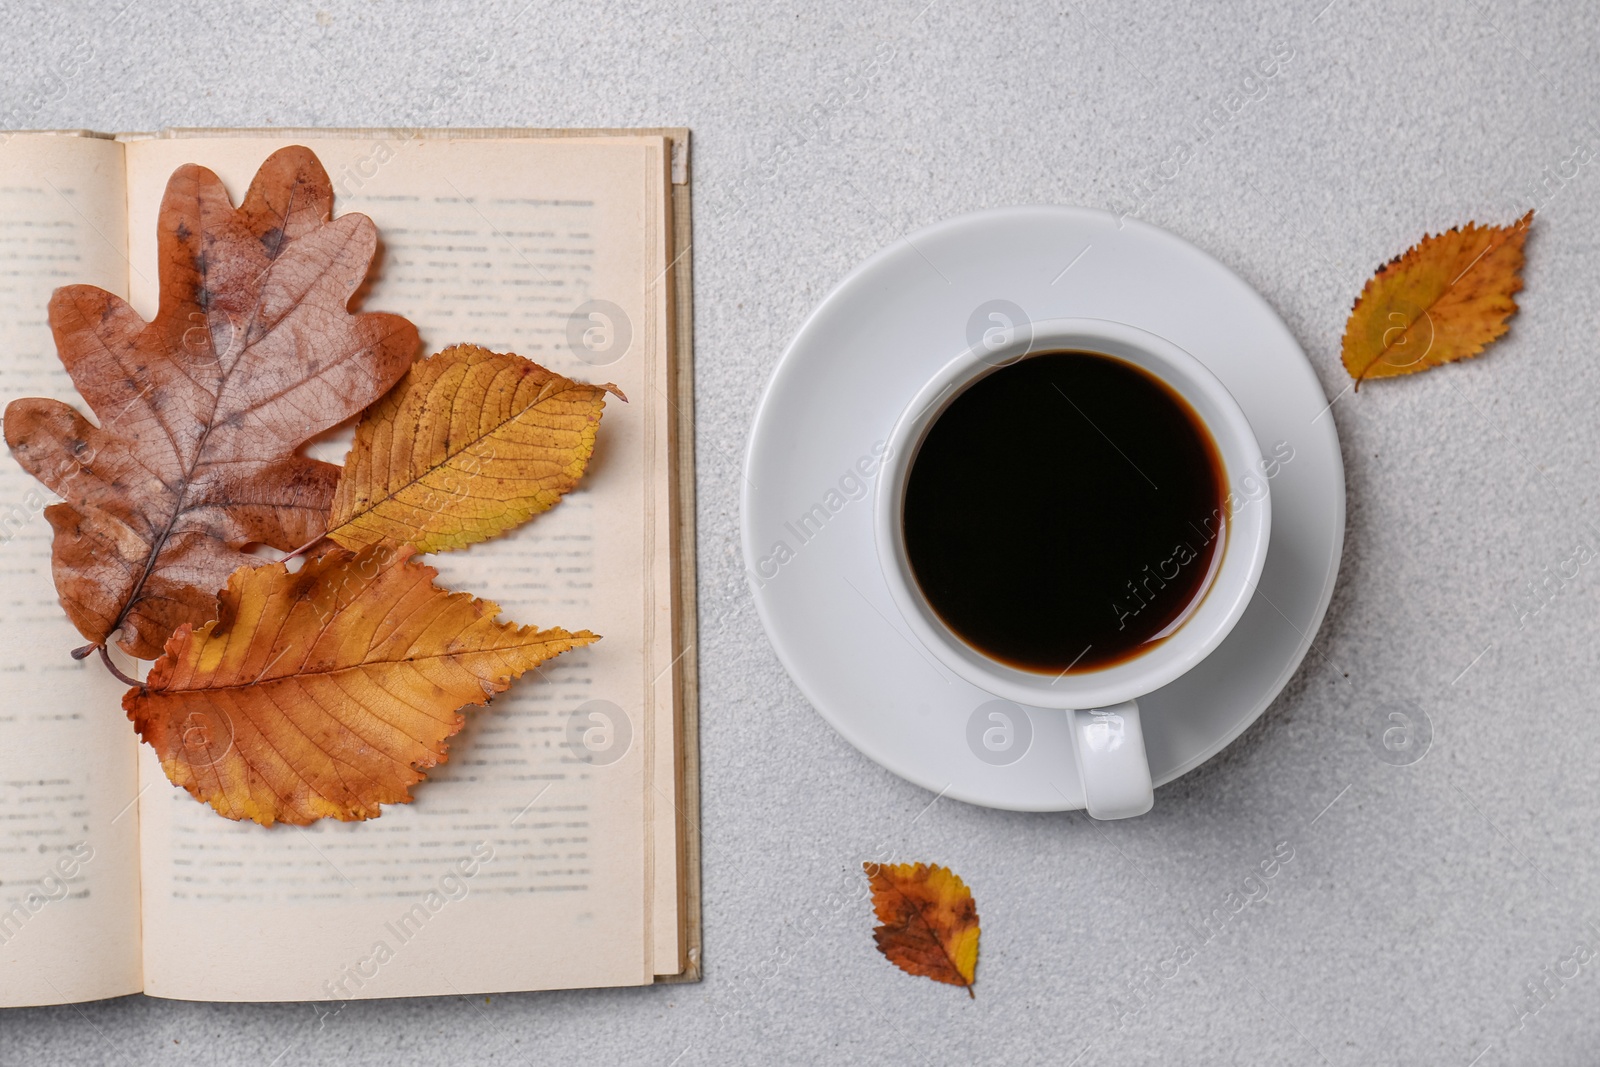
[
  {"left": 124, "top": 544, "right": 596, "bottom": 826},
  {"left": 865, "top": 861, "right": 980, "bottom": 996},
  {"left": 1341, "top": 212, "right": 1532, "bottom": 386},
  {"left": 327, "top": 344, "right": 620, "bottom": 553}
]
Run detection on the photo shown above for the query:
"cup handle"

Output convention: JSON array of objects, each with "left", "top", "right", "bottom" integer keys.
[{"left": 1070, "top": 700, "right": 1154, "bottom": 820}]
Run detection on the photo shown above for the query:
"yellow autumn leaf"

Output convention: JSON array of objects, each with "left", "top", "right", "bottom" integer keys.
[
  {"left": 124, "top": 544, "right": 597, "bottom": 826},
  {"left": 326, "top": 344, "right": 621, "bottom": 553},
  {"left": 1341, "top": 212, "right": 1532, "bottom": 386},
  {"left": 865, "top": 861, "right": 981, "bottom": 996}
]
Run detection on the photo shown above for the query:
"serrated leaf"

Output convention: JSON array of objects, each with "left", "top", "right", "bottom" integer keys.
[
  {"left": 865, "top": 861, "right": 980, "bottom": 996},
  {"left": 1341, "top": 212, "right": 1532, "bottom": 386},
  {"left": 124, "top": 543, "right": 597, "bottom": 826},
  {"left": 325, "top": 344, "right": 619, "bottom": 553},
  {"left": 3, "top": 146, "right": 418, "bottom": 659}
]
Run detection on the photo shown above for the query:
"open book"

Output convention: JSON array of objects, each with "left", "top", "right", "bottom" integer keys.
[{"left": 0, "top": 128, "right": 699, "bottom": 1006}]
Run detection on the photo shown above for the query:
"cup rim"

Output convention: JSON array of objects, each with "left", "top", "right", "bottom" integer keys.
[{"left": 873, "top": 316, "right": 1272, "bottom": 710}]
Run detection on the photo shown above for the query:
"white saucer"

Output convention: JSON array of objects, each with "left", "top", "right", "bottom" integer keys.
[{"left": 742, "top": 207, "right": 1345, "bottom": 811}]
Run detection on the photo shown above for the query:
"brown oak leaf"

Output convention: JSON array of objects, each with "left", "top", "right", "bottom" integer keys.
[
  {"left": 4, "top": 145, "right": 418, "bottom": 659},
  {"left": 125, "top": 543, "right": 598, "bottom": 826},
  {"left": 865, "top": 861, "right": 981, "bottom": 996},
  {"left": 1341, "top": 212, "right": 1532, "bottom": 387}
]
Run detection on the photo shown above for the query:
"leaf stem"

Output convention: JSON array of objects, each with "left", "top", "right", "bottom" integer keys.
[
  {"left": 96, "top": 645, "right": 144, "bottom": 689},
  {"left": 280, "top": 535, "right": 326, "bottom": 564}
]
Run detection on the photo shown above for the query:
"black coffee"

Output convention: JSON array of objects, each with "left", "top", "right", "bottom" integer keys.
[{"left": 903, "top": 350, "right": 1225, "bottom": 674}]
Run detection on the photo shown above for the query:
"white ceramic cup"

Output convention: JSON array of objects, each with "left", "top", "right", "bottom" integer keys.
[{"left": 874, "top": 317, "right": 1271, "bottom": 819}]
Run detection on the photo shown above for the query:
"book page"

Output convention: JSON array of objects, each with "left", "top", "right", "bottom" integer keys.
[
  {"left": 0, "top": 133, "right": 144, "bottom": 1007},
  {"left": 123, "top": 134, "right": 677, "bottom": 1001}
]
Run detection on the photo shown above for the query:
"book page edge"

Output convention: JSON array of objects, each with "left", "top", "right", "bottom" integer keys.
[{"left": 653, "top": 138, "right": 701, "bottom": 985}]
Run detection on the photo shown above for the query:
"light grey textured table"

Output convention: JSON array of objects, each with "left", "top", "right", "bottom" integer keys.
[{"left": 6, "top": 1, "right": 1600, "bottom": 1063}]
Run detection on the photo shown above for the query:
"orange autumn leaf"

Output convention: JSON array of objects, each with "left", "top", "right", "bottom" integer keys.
[
  {"left": 2, "top": 145, "right": 417, "bottom": 660},
  {"left": 1341, "top": 212, "right": 1532, "bottom": 387},
  {"left": 865, "top": 861, "right": 980, "bottom": 996},
  {"left": 326, "top": 344, "right": 620, "bottom": 554},
  {"left": 124, "top": 544, "right": 597, "bottom": 826}
]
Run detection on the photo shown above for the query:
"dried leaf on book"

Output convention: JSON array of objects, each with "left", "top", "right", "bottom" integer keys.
[
  {"left": 4, "top": 144, "right": 615, "bottom": 826},
  {"left": 2, "top": 145, "right": 417, "bottom": 658},
  {"left": 326, "top": 344, "right": 619, "bottom": 553},
  {"left": 125, "top": 544, "right": 597, "bottom": 827}
]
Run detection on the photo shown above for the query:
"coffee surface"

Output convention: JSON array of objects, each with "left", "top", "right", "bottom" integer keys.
[{"left": 903, "top": 350, "right": 1225, "bottom": 673}]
